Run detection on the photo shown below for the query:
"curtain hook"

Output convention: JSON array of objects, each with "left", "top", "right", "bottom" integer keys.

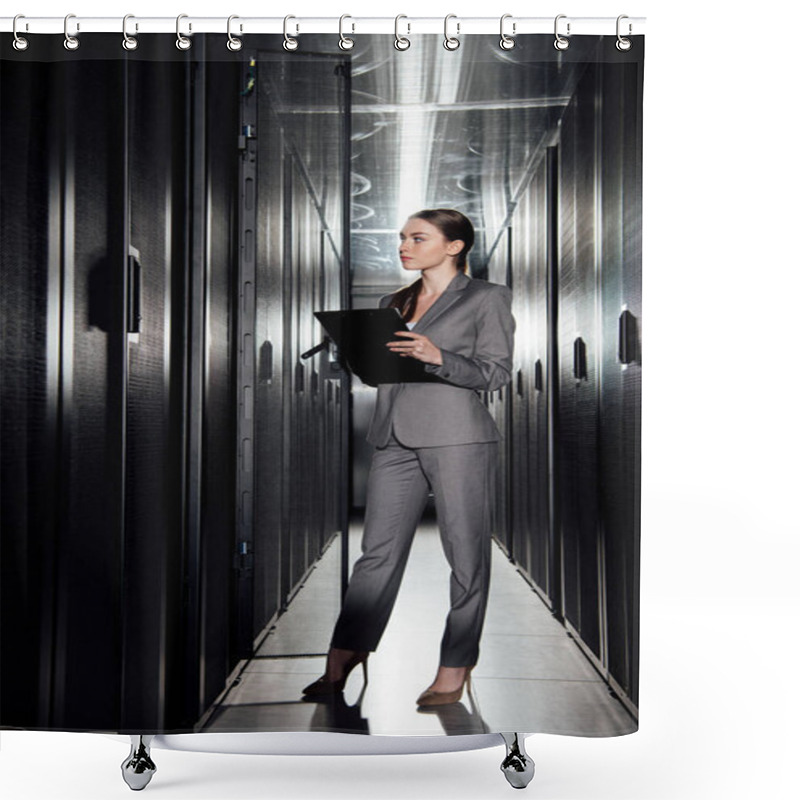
[
  {"left": 443, "top": 13, "right": 460, "bottom": 51},
  {"left": 63, "top": 13, "right": 80, "bottom": 51},
  {"left": 616, "top": 14, "right": 632, "bottom": 51},
  {"left": 499, "top": 14, "right": 516, "bottom": 50},
  {"left": 227, "top": 15, "right": 242, "bottom": 51},
  {"left": 283, "top": 15, "right": 299, "bottom": 51},
  {"left": 554, "top": 14, "right": 570, "bottom": 51},
  {"left": 176, "top": 13, "right": 192, "bottom": 50},
  {"left": 394, "top": 14, "right": 411, "bottom": 51},
  {"left": 122, "top": 14, "right": 138, "bottom": 51},
  {"left": 12, "top": 14, "right": 29, "bottom": 51},
  {"left": 339, "top": 14, "right": 355, "bottom": 50}
]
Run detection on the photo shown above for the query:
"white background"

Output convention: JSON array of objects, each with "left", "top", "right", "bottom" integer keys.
[{"left": 2, "top": 1, "right": 799, "bottom": 798}]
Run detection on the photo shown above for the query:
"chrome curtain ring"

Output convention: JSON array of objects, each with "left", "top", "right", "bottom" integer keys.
[
  {"left": 122, "top": 14, "right": 138, "bottom": 51},
  {"left": 283, "top": 15, "right": 299, "bottom": 51},
  {"left": 12, "top": 14, "right": 29, "bottom": 51},
  {"left": 616, "top": 14, "right": 632, "bottom": 51},
  {"left": 339, "top": 14, "right": 355, "bottom": 50},
  {"left": 554, "top": 14, "right": 570, "bottom": 51},
  {"left": 394, "top": 15, "right": 411, "bottom": 51},
  {"left": 227, "top": 15, "right": 242, "bottom": 51},
  {"left": 63, "top": 13, "right": 80, "bottom": 51},
  {"left": 443, "top": 13, "right": 460, "bottom": 51},
  {"left": 176, "top": 13, "right": 192, "bottom": 50},
  {"left": 499, "top": 13, "right": 515, "bottom": 50}
]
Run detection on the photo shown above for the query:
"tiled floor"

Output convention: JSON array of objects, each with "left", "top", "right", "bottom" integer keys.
[{"left": 202, "top": 518, "right": 636, "bottom": 737}]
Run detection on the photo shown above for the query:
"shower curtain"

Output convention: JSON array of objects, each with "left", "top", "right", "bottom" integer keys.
[{"left": 0, "top": 27, "right": 643, "bottom": 740}]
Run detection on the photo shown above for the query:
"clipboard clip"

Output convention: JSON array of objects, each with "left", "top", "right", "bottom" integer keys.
[{"left": 301, "top": 336, "right": 331, "bottom": 360}]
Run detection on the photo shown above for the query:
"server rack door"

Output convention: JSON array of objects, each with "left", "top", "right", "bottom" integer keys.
[
  {"left": 513, "top": 167, "right": 552, "bottom": 596},
  {"left": 289, "top": 166, "right": 317, "bottom": 589},
  {"left": 320, "top": 231, "right": 346, "bottom": 550},
  {"left": 192, "top": 56, "right": 241, "bottom": 722},
  {"left": 505, "top": 219, "right": 531, "bottom": 573},
  {"left": 121, "top": 57, "right": 189, "bottom": 732},
  {"left": 254, "top": 91, "right": 285, "bottom": 637},
  {"left": 280, "top": 152, "right": 296, "bottom": 607},
  {"left": 533, "top": 165, "right": 553, "bottom": 598},
  {"left": 51, "top": 58, "right": 128, "bottom": 730},
  {"left": 557, "top": 64, "right": 602, "bottom": 660},
  {"left": 598, "top": 62, "right": 643, "bottom": 706},
  {"left": 488, "top": 227, "right": 514, "bottom": 556},
  {"left": 1, "top": 59, "right": 64, "bottom": 729}
]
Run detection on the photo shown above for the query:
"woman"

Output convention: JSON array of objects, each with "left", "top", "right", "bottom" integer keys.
[{"left": 303, "top": 208, "right": 515, "bottom": 707}]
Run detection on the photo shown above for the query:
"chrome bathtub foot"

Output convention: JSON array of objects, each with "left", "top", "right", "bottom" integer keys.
[
  {"left": 121, "top": 735, "right": 157, "bottom": 791},
  {"left": 500, "top": 733, "right": 535, "bottom": 789}
]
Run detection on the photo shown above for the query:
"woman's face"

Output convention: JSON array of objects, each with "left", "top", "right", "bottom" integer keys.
[{"left": 398, "top": 217, "right": 463, "bottom": 273}]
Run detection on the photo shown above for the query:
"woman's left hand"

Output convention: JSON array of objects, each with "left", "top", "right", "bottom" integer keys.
[{"left": 386, "top": 331, "right": 443, "bottom": 366}]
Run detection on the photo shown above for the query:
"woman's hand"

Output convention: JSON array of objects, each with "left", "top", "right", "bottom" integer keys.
[{"left": 386, "top": 331, "right": 443, "bottom": 366}]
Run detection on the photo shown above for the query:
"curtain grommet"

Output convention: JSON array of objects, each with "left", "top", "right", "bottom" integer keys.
[
  {"left": 394, "top": 15, "right": 411, "bottom": 50},
  {"left": 227, "top": 15, "right": 243, "bottom": 51},
  {"left": 122, "top": 14, "right": 138, "bottom": 51},
  {"left": 283, "top": 15, "right": 299, "bottom": 51},
  {"left": 499, "top": 14, "right": 516, "bottom": 50},
  {"left": 339, "top": 14, "right": 355, "bottom": 50},
  {"left": 176, "top": 13, "right": 192, "bottom": 50},
  {"left": 615, "top": 15, "right": 632, "bottom": 51},
  {"left": 12, "top": 14, "right": 29, "bottom": 51},
  {"left": 63, "top": 13, "right": 80, "bottom": 51},
  {"left": 554, "top": 14, "right": 570, "bottom": 51},
  {"left": 443, "top": 13, "right": 460, "bottom": 51}
]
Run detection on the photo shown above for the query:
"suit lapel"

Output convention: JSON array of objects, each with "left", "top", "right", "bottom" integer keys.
[{"left": 412, "top": 271, "right": 471, "bottom": 335}]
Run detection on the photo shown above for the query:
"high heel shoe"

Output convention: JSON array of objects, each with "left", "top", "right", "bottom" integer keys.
[
  {"left": 302, "top": 651, "right": 369, "bottom": 697},
  {"left": 416, "top": 666, "right": 474, "bottom": 707}
]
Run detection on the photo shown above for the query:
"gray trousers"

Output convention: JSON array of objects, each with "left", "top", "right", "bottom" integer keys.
[{"left": 331, "top": 429, "right": 497, "bottom": 667}]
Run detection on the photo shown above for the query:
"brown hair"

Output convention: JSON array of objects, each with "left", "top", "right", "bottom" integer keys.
[{"left": 389, "top": 209, "right": 475, "bottom": 322}]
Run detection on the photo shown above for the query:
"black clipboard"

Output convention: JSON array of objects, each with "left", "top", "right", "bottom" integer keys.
[{"left": 314, "top": 308, "right": 442, "bottom": 386}]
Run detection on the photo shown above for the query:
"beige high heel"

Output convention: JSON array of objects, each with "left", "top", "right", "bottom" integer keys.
[
  {"left": 302, "top": 651, "right": 369, "bottom": 697},
  {"left": 416, "top": 666, "right": 474, "bottom": 707}
]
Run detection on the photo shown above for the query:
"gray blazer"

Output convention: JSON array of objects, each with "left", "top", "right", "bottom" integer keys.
[{"left": 366, "top": 271, "right": 516, "bottom": 448}]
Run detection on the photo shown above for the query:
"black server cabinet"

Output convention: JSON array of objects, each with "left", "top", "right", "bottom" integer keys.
[
  {"left": 484, "top": 56, "right": 641, "bottom": 713},
  {"left": 557, "top": 64, "right": 603, "bottom": 661},
  {"left": 488, "top": 228, "right": 513, "bottom": 556},
  {"left": 123, "top": 58, "right": 191, "bottom": 732},
  {"left": 1, "top": 58, "right": 74, "bottom": 730},
  {"left": 191, "top": 56, "right": 241, "bottom": 726},
  {"left": 1, "top": 48, "right": 192, "bottom": 731},
  {"left": 597, "top": 63, "right": 642, "bottom": 707},
  {"left": 509, "top": 163, "right": 553, "bottom": 598},
  {"left": 556, "top": 60, "right": 642, "bottom": 708},
  {"left": 2, "top": 43, "right": 346, "bottom": 732},
  {"left": 253, "top": 49, "right": 349, "bottom": 639}
]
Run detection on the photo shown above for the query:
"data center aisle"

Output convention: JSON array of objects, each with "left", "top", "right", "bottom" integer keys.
[{"left": 202, "top": 516, "right": 635, "bottom": 737}]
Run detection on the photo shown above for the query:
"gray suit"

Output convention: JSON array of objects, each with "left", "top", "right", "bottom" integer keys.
[
  {"left": 366, "top": 271, "right": 515, "bottom": 448},
  {"left": 332, "top": 271, "right": 516, "bottom": 668}
]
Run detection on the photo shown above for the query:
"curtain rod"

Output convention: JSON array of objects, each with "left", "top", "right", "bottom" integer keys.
[{"left": 1, "top": 16, "right": 646, "bottom": 37}]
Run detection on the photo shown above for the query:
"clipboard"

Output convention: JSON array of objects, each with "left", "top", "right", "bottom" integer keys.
[{"left": 314, "top": 308, "right": 442, "bottom": 386}]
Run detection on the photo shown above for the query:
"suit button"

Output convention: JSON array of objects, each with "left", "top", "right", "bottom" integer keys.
[{"left": 444, "top": 372, "right": 451, "bottom": 377}]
